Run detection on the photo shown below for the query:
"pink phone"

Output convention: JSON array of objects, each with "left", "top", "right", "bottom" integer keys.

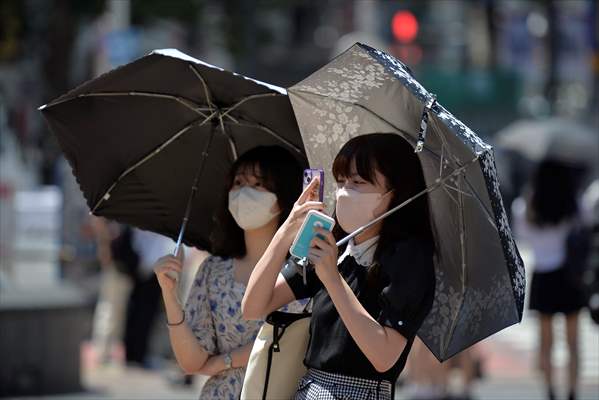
[{"left": 303, "top": 168, "right": 324, "bottom": 202}]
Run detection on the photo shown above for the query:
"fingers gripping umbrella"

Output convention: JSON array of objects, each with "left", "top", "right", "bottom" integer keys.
[
  {"left": 288, "top": 43, "right": 525, "bottom": 361},
  {"left": 40, "top": 49, "right": 306, "bottom": 252}
]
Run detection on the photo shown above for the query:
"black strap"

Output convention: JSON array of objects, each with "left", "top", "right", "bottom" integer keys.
[
  {"left": 261, "top": 311, "right": 311, "bottom": 400},
  {"left": 262, "top": 339, "right": 276, "bottom": 400},
  {"left": 266, "top": 310, "right": 311, "bottom": 326}
]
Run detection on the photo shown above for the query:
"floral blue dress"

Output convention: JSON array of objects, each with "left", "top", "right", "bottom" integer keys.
[{"left": 184, "top": 255, "right": 304, "bottom": 400}]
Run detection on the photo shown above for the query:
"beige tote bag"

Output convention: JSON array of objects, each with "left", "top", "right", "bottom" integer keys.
[{"left": 241, "top": 311, "right": 311, "bottom": 400}]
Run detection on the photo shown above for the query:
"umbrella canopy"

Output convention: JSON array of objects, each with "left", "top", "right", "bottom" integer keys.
[
  {"left": 496, "top": 118, "right": 598, "bottom": 166},
  {"left": 288, "top": 43, "right": 525, "bottom": 361},
  {"left": 40, "top": 49, "right": 306, "bottom": 251}
]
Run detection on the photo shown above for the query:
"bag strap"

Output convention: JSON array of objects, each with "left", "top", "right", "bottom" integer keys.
[
  {"left": 261, "top": 310, "right": 311, "bottom": 399},
  {"left": 262, "top": 338, "right": 276, "bottom": 400}
]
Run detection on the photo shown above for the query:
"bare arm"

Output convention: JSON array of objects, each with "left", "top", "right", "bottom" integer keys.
[
  {"left": 242, "top": 178, "right": 324, "bottom": 320},
  {"left": 162, "top": 290, "right": 211, "bottom": 374},
  {"left": 155, "top": 252, "right": 210, "bottom": 373},
  {"left": 309, "top": 230, "right": 408, "bottom": 372},
  {"left": 242, "top": 229, "right": 297, "bottom": 320}
]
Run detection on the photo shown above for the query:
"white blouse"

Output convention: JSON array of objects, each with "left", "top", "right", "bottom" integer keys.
[{"left": 511, "top": 197, "right": 592, "bottom": 273}]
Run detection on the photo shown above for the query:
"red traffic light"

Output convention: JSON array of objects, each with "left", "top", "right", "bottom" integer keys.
[{"left": 392, "top": 10, "right": 418, "bottom": 44}]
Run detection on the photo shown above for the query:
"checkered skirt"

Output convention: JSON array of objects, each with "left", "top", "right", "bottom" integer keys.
[{"left": 293, "top": 368, "right": 393, "bottom": 400}]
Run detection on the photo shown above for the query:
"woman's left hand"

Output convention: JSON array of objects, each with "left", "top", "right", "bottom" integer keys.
[{"left": 309, "top": 228, "right": 340, "bottom": 287}]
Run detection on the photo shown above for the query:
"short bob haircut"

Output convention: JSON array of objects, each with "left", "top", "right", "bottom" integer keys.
[
  {"left": 210, "top": 146, "right": 305, "bottom": 258},
  {"left": 332, "top": 133, "right": 435, "bottom": 263}
]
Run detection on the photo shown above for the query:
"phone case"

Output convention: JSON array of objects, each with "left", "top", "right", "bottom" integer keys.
[
  {"left": 302, "top": 168, "right": 324, "bottom": 202},
  {"left": 290, "top": 210, "right": 335, "bottom": 259}
]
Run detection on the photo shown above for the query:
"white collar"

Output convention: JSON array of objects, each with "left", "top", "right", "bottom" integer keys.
[{"left": 338, "top": 235, "right": 379, "bottom": 267}]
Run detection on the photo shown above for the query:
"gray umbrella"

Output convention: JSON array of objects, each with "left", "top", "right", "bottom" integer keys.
[
  {"left": 288, "top": 43, "right": 526, "bottom": 361},
  {"left": 496, "top": 118, "right": 598, "bottom": 166}
]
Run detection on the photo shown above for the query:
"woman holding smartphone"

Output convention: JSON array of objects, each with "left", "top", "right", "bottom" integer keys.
[
  {"left": 153, "top": 146, "right": 305, "bottom": 400},
  {"left": 242, "top": 133, "right": 436, "bottom": 400}
]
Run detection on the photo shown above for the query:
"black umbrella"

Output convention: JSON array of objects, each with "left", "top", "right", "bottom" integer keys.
[
  {"left": 39, "top": 49, "right": 306, "bottom": 251},
  {"left": 288, "top": 43, "right": 526, "bottom": 361}
]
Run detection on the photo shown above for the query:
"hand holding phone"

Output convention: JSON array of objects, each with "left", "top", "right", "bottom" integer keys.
[{"left": 290, "top": 210, "right": 335, "bottom": 259}]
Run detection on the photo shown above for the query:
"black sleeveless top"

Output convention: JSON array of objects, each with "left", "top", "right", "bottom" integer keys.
[{"left": 281, "top": 238, "right": 435, "bottom": 382}]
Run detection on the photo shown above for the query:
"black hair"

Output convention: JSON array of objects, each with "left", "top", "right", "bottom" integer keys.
[
  {"left": 332, "top": 133, "right": 435, "bottom": 264},
  {"left": 527, "top": 159, "right": 587, "bottom": 226},
  {"left": 210, "top": 146, "right": 305, "bottom": 258}
]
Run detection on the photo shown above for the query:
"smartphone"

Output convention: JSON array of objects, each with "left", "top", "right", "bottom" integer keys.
[
  {"left": 290, "top": 210, "right": 335, "bottom": 259},
  {"left": 303, "top": 168, "right": 324, "bottom": 202}
]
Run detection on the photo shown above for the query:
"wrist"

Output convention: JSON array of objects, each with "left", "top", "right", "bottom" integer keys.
[
  {"left": 321, "top": 270, "right": 343, "bottom": 289},
  {"left": 162, "top": 289, "right": 179, "bottom": 303},
  {"left": 276, "top": 224, "right": 294, "bottom": 248}
]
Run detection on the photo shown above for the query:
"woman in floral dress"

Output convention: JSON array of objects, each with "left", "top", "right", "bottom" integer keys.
[{"left": 153, "top": 146, "right": 305, "bottom": 399}]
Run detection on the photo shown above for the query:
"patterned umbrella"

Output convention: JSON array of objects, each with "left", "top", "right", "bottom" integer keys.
[{"left": 288, "top": 43, "right": 525, "bottom": 361}]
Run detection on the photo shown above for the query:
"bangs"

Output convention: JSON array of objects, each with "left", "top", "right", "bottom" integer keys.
[
  {"left": 231, "top": 159, "right": 276, "bottom": 192},
  {"left": 332, "top": 137, "right": 379, "bottom": 184},
  {"left": 234, "top": 161, "right": 263, "bottom": 179}
]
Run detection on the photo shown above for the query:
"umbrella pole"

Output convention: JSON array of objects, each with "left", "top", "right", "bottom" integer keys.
[{"left": 173, "top": 128, "right": 217, "bottom": 256}]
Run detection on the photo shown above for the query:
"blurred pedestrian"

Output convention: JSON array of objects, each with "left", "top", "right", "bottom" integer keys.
[
  {"left": 404, "top": 338, "right": 450, "bottom": 400},
  {"left": 153, "top": 146, "right": 305, "bottom": 399},
  {"left": 124, "top": 228, "right": 174, "bottom": 367},
  {"left": 581, "top": 179, "right": 599, "bottom": 324},
  {"left": 512, "top": 159, "right": 593, "bottom": 400},
  {"left": 404, "top": 339, "right": 482, "bottom": 400},
  {"left": 89, "top": 217, "right": 133, "bottom": 364}
]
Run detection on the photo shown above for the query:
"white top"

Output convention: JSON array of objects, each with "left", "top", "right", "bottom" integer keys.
[
  {"left": 338, "top": 235, "right": 379, "bottom": 267},
  {"left": 511, "top": 197, "right": 592, "bottom": 273}
]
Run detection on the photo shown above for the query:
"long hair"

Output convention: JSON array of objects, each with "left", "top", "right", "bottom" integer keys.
[
  {"left": 332, "top": 133, "right": 435, "bottom": 265},
  {"left": 210, "top": 146, "right": 305, "bottom": 258},
  {"left": 527, "top": 159, "right": 586, "bottom": 227}
]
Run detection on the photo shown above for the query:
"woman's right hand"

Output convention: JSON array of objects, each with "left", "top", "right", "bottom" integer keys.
[
  {"left": 280, "top": 177, "right": 326, "bottom": 241},
  {"left": 153, "top": 249, "right": 183, "bottom": 295}
]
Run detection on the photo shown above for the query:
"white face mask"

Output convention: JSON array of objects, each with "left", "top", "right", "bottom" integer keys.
[
  {"left": 228, "top": 187, "right": 280, "bottom": 230},
  {"left": 335, "top": 187, "right": 392, "bottom": 234}
]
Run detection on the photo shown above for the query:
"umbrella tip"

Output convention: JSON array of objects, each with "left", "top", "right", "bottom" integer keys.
[{"left": 38, "top": 104, "right": 47, "bottom": 111}]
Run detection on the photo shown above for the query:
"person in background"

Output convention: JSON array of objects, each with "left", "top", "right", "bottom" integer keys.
[
  {"left": 512, "top": 159, "right": 592, "bottom": 400},
  {"left": 153, "top": 146, "right": 305, "bottom": 400},
  {"left": 125, "top": 228, "right": 174, "bottom": 367},
  {"left": 401, "top": 334, "right": 483, "bottom": 400},
  {"left": 89, "top": 217, "right": 133, "bottom": 364},
  {"left": 404, "top": 339, "right": 450, "bottom": 400}
]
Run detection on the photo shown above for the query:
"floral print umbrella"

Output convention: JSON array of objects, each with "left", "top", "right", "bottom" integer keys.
[{"left": 287, "top": 43, "right": 525, "bottom": 361}]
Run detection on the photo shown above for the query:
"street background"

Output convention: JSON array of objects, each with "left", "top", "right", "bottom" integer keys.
[{"left": 1, "top": 1, "right": 598, "bottom": 399}]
